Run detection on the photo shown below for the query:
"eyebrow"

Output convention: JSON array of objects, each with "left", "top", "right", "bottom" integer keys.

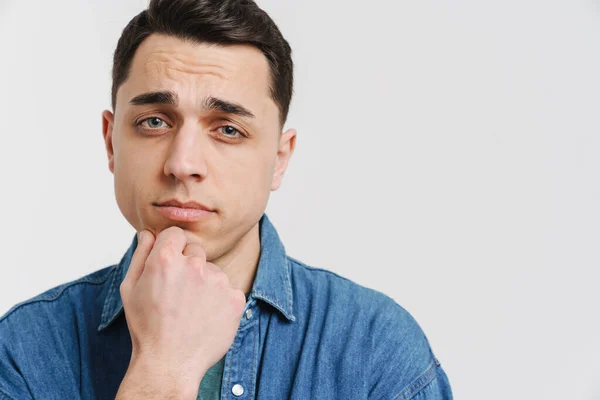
[
  {"left": 129, "top": 91, "right": 255, "bottom": 118},
  {"left": 203, "top": 96, "right": 255, "bottom": 118},
  {"left": 129, "top": 91, "right": 177, "bottom": 107}
]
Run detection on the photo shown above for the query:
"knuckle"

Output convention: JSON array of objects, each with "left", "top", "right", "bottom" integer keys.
[
  {"left": 162, "top": 237, "right": 179, "bottom": 251},
  {"left": 155, "top": 246, "right": 175, "bottom": 265},
  {"left": 209, "top": 267, "right": 227, "bottom": 283},
  {"left": 215, "top": 272, "right": 229, "bottom": 286},
  {"left": 184, "top": 244, "right": 206, "bottom": 261},
  {"left": 187, "top": 257, "right": 209, "bottom": 284},
  {"left": 205, "top": 262, "right": 219, "bottom": 273},
  {"left": 187, "top": 256, "right": 205, "bottom": 272}
]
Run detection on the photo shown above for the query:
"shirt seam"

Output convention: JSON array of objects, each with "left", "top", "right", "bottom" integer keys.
[
  {"left": 287, "top": 256, "right": 355, "bottom": 284},
  {"left": 287, "top": 256, "right": 392, "bottom": 301},
  {"left": 0, "top": 267, "right": 114, "bottom": 324},
  {"left": 393, "top": 361, "right": 438, "bottom": 400},
  {"left": 283, "top": 257, "right": 294, "bottom": 321}
]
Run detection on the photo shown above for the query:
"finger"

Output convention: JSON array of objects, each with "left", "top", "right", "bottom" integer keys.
[
  {"left": 205, "top": 261, "right": 223, "bottom": 274},
  {"left": 122, "top": 230, "right": 156, "bottom": 292},
  {"left": 182, "top": 243, "right": 206, "bottom": 259},
  {"left": 152, "top": 226, "right": 188, "bottom": 254}
]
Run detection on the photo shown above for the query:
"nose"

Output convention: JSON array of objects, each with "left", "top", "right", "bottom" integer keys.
[{"left": 163, "top": 122, "right": 208, "bottom": 183}]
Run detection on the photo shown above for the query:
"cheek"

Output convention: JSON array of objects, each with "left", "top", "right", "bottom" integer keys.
[
  {"left": 114, "top": 142, "right": 142, "bottom": 191},
  {"left": 220, "top": 151, "right": 274, "bottom": 205},
  {"left": 112, "top": 136, "right": 156, "bottom": 228}
]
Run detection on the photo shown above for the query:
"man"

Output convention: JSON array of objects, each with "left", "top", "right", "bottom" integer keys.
[{"left": 0, "top": 0, "right": 452, "bottom": 399}]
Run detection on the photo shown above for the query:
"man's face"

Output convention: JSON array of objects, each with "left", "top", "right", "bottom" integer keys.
[{"left": 102, "top": 34, "right": 295, "bottom": 262}]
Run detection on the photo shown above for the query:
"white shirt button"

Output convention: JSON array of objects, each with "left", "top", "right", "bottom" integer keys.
[
  {"left": 245, "top": 308, "right": 253, "bottom": 319},
  {"left": 232, "top": 383, "right": 244, "bottom": 396}
]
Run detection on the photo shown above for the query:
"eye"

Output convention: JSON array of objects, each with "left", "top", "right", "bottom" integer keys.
[
  {"left": 139, "top": 117, "right": 169, "bottom": 130},
  {"left": 218, "top": 125, "right": 244, "bottom": 138}
]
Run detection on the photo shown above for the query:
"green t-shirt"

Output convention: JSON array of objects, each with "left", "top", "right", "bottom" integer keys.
[
  {"left": 197, "top": 292, "right": 250, "bottom": 400},
  {"left": 197, "top": 356, "right": 225, "bottom": 400}
]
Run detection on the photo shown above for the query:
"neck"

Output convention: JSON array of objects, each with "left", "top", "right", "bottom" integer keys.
[{"left": 211, "top": 222, "right": 261, "bottom": 295}]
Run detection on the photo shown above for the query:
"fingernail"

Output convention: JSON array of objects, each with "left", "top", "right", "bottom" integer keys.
[{"left": 137, "top": 231, "right": 144, "bottom": 243}]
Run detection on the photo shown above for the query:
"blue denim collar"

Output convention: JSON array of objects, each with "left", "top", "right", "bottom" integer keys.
[{"left": 97, "top": 213, "right": 295, "bottom": 332}]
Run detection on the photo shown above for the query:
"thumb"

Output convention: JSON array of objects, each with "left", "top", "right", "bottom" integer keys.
[{"left": 121, "top": 230, "right": 155, "bottom": 294}]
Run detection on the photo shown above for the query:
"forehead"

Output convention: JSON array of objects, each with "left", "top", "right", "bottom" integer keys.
[{"left": 120, "top": 33, "right": 274, "bottom": 115}]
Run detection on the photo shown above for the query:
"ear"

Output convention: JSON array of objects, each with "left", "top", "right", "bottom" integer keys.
[
  {"left": 101, "top": 110, "right": 115, "bottom": 174},
  {"left": 271, "top": 128, "right": 297, "bottom": 191}
]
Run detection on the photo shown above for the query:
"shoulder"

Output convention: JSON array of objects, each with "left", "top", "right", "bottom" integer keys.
[
  {"left": 287, "top": 256, "right": 452, "bottom": 399},
  {"left": 287, "top": 255, "right": 416, "bottom": 322},
  {"left": 0, "top": 265, "right": 115, "bottom": 330},
  {"left": 0, "top": 265, "right": 117, "bottom": 399},
  {"left": 287, "top": 255, "right": 390, "bottom": 299},
  {"left": 287, "top": 255, "right": 429, "bottom": 354}
]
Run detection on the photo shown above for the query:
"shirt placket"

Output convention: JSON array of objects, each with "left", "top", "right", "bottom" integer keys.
[{"left": 220, "top": 299, "right": 260, "bottom": 400}]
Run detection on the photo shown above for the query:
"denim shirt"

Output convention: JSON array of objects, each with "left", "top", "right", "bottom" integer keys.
[{"left": 0, "top": 214, "right": 452, "bottom": 399}]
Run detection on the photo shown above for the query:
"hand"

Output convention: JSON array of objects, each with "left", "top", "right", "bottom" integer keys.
[{"left": 119, "top": 226, "right": 247, "bottom": 387}]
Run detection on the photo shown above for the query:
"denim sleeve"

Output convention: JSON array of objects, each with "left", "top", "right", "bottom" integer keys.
[
  {"left": 368, "top": 297, "right": 453, "bottom": 400},
  {"left": 0, "top": 320, "right": 33, "bottom": 400},
  {"left": 0, "top": 354, "right": 30, "bottom": 400},
  {"left": 393, "top": 359, "right": 453, "bottom": 400}
]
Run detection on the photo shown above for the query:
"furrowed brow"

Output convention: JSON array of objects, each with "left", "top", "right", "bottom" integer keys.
[
  {"left": 129, "top": 91, "right": 179, "bottom": 107},
  {"left": 203, "top": 96, "right": 255, "bottom": 118}
]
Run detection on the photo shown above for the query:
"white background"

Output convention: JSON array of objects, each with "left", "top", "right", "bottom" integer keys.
[{"left": 1, "top": 1, "right": 599, "bottom": 399}]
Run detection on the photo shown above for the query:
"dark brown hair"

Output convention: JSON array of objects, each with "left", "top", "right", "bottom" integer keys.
[{"left": 111, "top": 0, "right": 294, "bottom": 125}]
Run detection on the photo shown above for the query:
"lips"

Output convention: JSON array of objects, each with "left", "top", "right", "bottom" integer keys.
[
  {"left": 154, "top": 199, "right": 214, "bottom": 222},
  {"left": 155, "top": 199, "right": 212, "bottom": 211}
]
